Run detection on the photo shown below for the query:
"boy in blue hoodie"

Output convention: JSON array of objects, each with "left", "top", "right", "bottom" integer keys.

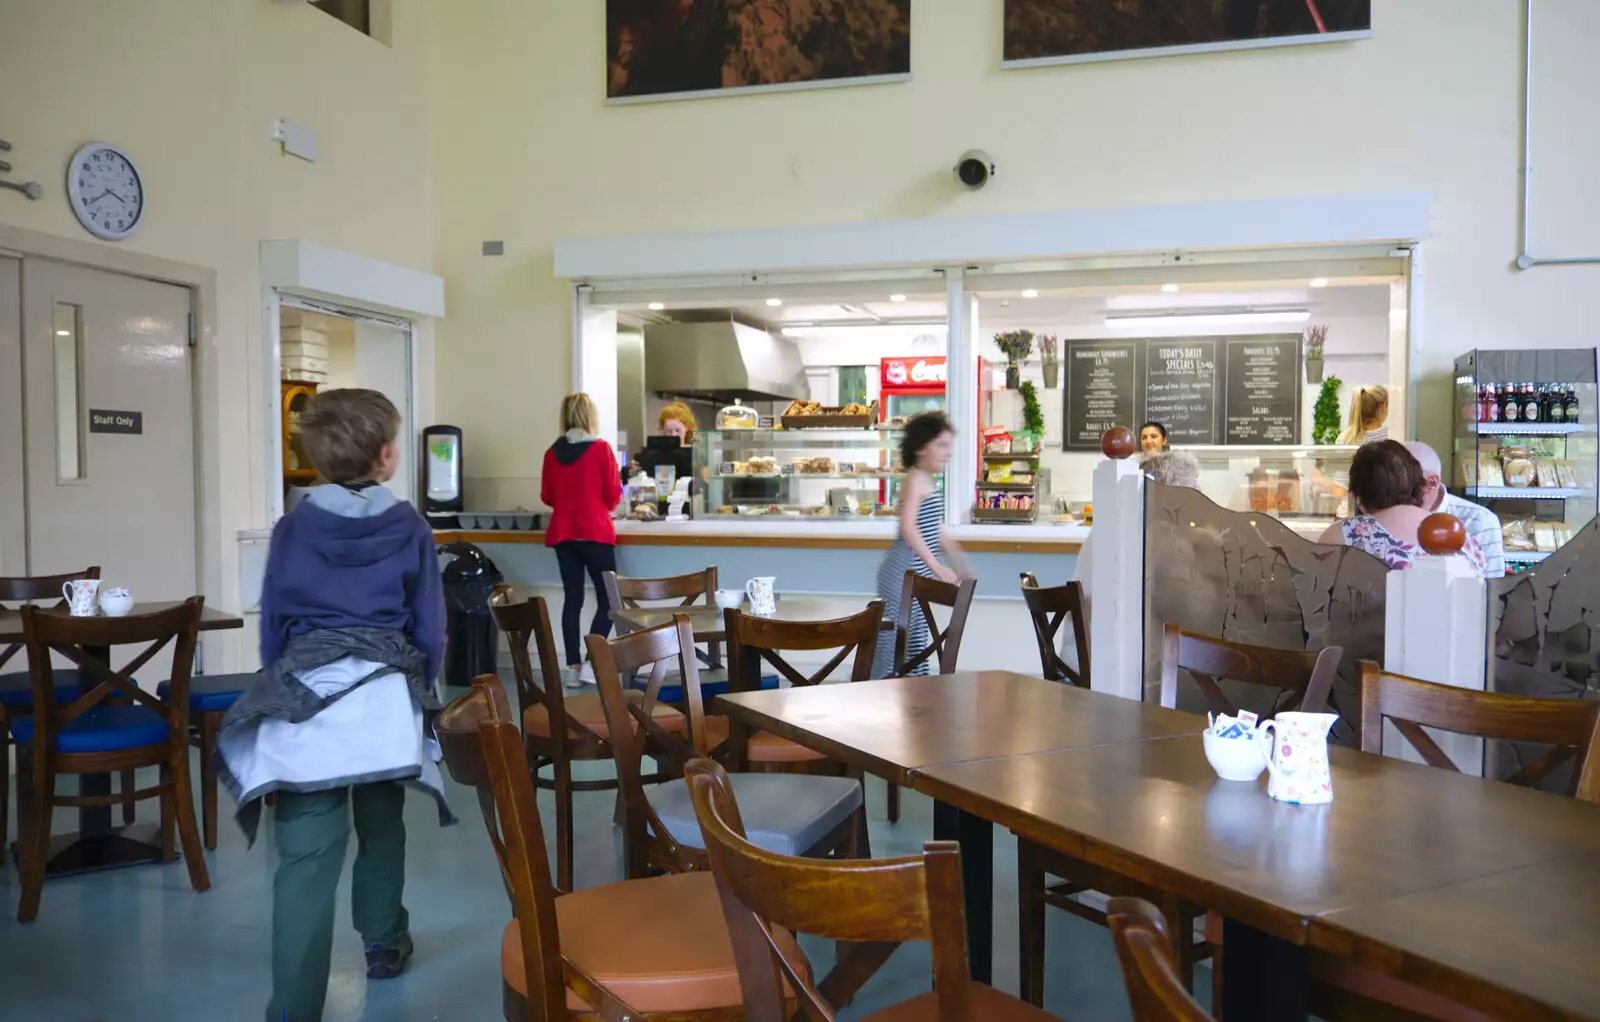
[{"left": 216, "top": 389, "right": 448, "bottom": 1022}]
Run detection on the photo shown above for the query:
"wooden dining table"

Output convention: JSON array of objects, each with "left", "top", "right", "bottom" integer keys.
[
  {"left": 0, "top": 601, "right": 244, "bottom": 875},
  {"left": 610, "top": 596, "right": 893, "bottom": 642},
  {"left": 714, "top": 670, "right": 1206, "bottom": 984},
  {"left": 914, "top": 732, "right": 1600, "bottom": 1021}
]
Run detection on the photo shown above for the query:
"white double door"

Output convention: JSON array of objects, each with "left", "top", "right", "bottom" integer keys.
[{"left": 0, "top": 256, "right": 197, "bottom": 602}]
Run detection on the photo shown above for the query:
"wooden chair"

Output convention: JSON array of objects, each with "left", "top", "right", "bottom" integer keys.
[
  {"left": 13, "top": 598, "right": 210, "bottom": 922},
  {"left": 885, "top": 571, "right": 976, "bottom": 822},
  {"left": 0, "top": 567, "right": 99, "bottom": 844},
  {"left": 153, "top": 671, "right": 255, "bottom": 849},
  {"left": 1019, "top": 572, "right": 1089, "bottom": 687},
  {"left": 1298, "top": 664, "right": 1600, "bottom": 1022},
  {"left": 683, "top": 757, "right": 1055, "bottom": 1022},
  {"left": 721, "top": 602, "right": 882, "bottom": 772},
  {"left": 435, "top": 672, "right": 800, "bottom": 1022},
  {"left": 1108, "top": 898, "right": 1216, "bottom": 1022},
  {"left": 489, "top": 587, "right": 684, "bottom": 893},
  {"left": 1159, "top": 622, "right": 1341, "bottom": 719},
  {"left": 589, "top": 615, "right": 866, "bottom": 880},
  {"left": 603, "top": 567, "right": 720, "bottom": 667}
]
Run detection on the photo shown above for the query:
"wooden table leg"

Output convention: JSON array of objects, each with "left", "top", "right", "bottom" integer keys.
[
  {"left": 934, "top": 800, "right": 993, "bottom": 984},
  {"left": 1221, "top": 917, "right": 1308, "bottom": 1021}
]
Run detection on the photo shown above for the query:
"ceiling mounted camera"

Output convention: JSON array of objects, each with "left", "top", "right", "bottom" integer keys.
[{"left": 954, "top": 150, "right": 996, "bottom": 191}]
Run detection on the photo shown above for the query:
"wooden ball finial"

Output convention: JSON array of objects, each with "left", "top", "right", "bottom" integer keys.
[
  {"left": 1418, "top": 513, "right": 1467, "bottom": 555},
  {"left": 1101, "top": 426, "right": 1137, "bottom": 460}
]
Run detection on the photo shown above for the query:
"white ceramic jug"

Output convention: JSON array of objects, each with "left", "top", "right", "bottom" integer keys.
[{"left": 1254, "top": 712, "right": 1337, "bottom": 804}]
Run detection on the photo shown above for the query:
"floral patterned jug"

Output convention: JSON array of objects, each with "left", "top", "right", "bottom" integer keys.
[{"left": 1254, "top": 712, "right": 1337, "bottom": 805}]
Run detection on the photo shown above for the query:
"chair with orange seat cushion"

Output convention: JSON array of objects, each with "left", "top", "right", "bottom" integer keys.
[
  {"left": 885, "top": 571, "right": 976, "bottom": 822},
  {"left": 722, "top": 602, "right": 883, "bottom": 773},
  {"left": 1107, "top": 898, "right": 1216, "bottom": 1022},
  {"left": 1294, "top": 663, "right": 1600, "bottom": 1022},
  {"left": 489, "top": 588, "right": 685, "bottom": 893},
  {"left": 589, "top": 614, "right": 867, "bottom": 880},
  {"left": 684, "top": 756, "right": 1056, "bottom": 1022},
  {"left": 436, "top": 672, "right": 803, "bottom": 1022}
]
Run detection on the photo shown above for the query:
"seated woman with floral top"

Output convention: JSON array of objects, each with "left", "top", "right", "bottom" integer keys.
[{"left": 1319, "top": 439, "right": 1486, "bottom": 572}]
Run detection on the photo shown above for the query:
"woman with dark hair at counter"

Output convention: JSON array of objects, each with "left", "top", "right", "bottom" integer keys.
[
  {"left": 872, "top": 411, "right": 973, "bottom": 678},
  {"left": 1138, "top": 421, "right": 1170, "bottom": 457},
  {"left": 1319, "top": 439, "right": 1485, "bottom": 572}
]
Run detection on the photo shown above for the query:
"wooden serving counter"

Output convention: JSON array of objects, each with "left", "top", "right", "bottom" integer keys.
[{"left": 433, "top": 519, "right": 1087, "bottom": 555}]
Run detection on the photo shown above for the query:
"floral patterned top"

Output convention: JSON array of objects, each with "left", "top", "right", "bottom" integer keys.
[{"left": 1341, "top": 514, "right": 1488, "bottom": 573}]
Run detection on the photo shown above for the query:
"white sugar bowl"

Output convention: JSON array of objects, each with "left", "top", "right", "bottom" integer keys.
[{"left": 1203, "top": 728, "right": 1267, "bottom": 782}]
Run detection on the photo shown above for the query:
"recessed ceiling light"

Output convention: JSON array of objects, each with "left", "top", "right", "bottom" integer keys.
[
  {"left": 1106, "top": 309, "right": 1311, "bottom": 328},
  {"left": 1161, "top": 283, "right": 1180, "bottom": 293},
  {"left": 648, "top": 302, "right": 665, "bottom": 311},
  {"left": 55, "top": 329, "right": 72, "bottom": 336},
  {"left": 1309, "top": 278, "right": 1329, "bottom": 288},
  {"left": 890, "top": 294, "right": 907, "bottom": 303},
  {"left": 1021, "top": 289, "right": 1039, "bottom": 299},
  {"left": 766, "top": 297, "right": 783, "bottom": 307}
]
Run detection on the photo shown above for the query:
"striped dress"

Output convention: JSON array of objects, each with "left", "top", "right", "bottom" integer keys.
[{"left": 873, "top": 480, "right": 943, "bottom": 678}]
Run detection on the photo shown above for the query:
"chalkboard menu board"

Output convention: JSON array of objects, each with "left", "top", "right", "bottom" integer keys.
[
  {"left": 1144, "top": 340, "right": 1218, "bottom": 445},
  {"left": 1065, "top": 341, "right": 1137, "bottom": 449},
  {"left": 1224, "top": 337, "right": 1301, "bottom": 445},
  {"left": 1062, "top": 334, "right": 1302, "bottom": 450}
]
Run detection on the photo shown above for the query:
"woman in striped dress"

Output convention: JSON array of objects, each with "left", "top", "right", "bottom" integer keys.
[{"left": 873, "top": 411, "right": 972, "bottom": 678}]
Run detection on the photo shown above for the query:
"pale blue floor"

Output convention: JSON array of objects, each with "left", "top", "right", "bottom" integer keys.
[{"left": 0, "top": 682, "right": 1196, "bottom": 1021}]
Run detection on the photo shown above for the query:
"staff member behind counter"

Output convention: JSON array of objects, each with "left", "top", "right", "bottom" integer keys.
[{"left": 1139, "top": 421, "right": 1170, "bottom": 457}]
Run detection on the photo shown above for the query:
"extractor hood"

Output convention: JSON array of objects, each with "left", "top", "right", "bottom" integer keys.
[{"left": 643, "top": 319, "right": 807, "bottom": 403}]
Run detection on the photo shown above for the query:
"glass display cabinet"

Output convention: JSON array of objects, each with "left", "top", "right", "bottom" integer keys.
[
  {"left": 1451, "top": 349, "right": 1598, "bottom": 572},
  {"left": 1179, "top": 445, "right": 1362, "bottom": 537},
  {"left": 694, "top": 428, "right": 915, "bottom": 519}
]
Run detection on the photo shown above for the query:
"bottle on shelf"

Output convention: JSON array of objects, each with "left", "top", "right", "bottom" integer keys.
[
  {"left": 1503, "top": 382, "right": 1520, "bottom": 423},
  {"left": 1565, "top": 385, "right": 1580, "bottom": 425},
  {"left": 1478, "top": 383, "right": 1495, "bottom": 423},
  {"left": 1522, "top": 382, "right": 1542, "bottom": 424}
]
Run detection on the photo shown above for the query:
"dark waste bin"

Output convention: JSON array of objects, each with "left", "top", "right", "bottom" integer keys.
[{"left": 439, "top": 541, "right": 503, "bottom": 689}]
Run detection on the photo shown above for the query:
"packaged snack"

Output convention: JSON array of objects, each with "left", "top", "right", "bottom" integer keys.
[
  {"left": 1478, "top": 456, "right": 1505, "bottom": 488},
  {"left": 1534, "top": 459, "right": 1560, "bottom": 487},
  {"left": 1557, "top": 460, "right": 1580, "bottom": 489},
  {"left": 1502, "top": 456, "right": 1535, "bottom": 488},
  {"left": 1502, "top": 517, "right": 1537, "bottom": 552},
  {"left": 987, "top": 466, "right": 1014, "bottom": 483}
]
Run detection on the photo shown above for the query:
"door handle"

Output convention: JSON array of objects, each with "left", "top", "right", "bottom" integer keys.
[
  {"left": 0, "top": 160, "right": 10, "bottom": 173},
  {"left": 0, "top": 180, "right": 41, "bottom": 200}
]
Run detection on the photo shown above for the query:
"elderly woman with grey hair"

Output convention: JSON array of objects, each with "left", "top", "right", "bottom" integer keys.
[{"left": 1056, "top": 450, "right": 1201, "bottom": 672}]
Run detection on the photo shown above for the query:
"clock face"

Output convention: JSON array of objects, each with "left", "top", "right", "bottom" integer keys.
[{"left": 66, "top": 143, "right": 144, "bottom": 241}]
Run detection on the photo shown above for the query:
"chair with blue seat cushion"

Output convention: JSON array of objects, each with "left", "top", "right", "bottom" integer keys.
[
  {"left": 0, "top": 567, "right": 100, "bottom": 859},
  {"left": 588, "top": 612, "right": 868, "bottom": 879},
  {"left": 12, "top": 597, "right": 210, "bottom": 922},
  {"left": 603, "top": 567, "right": 723, "bottom": 670},
  {"left": 154, "top": 672, "right": 254, "bottom": 849},
  {"left": 631, "top": 670, "right": 780, "bottom": 706}
]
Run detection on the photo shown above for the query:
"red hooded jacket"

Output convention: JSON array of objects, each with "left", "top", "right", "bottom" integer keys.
[{"left": 541, "top": 435, "right": 621, "bottom": 546}]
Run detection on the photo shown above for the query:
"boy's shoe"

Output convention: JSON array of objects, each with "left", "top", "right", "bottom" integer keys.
[{"left": 366, "top": 933, "right": 413, "bottom": 980}]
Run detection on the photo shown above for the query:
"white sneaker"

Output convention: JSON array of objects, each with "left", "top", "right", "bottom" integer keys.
[{"left": 564, "top": 666, "right": 586, "bottom": 689}]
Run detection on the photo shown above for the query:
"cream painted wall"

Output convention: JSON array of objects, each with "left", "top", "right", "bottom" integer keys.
[
  {"left": 0, "top": 0, "right": 435, "bottom": 669},
  {"left": 429, "top": 0, "right": 1599, "bottom": 506}
]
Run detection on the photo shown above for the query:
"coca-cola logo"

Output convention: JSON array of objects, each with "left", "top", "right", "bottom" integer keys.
[
  {"left": 885, "top": 361, "right": 909, "bottom": 385},
  {"left": 883, "top": 357, "right": 947, "bottom": 386},
  {"left": 909, "top": 359, "right": 946, "bottom": 383}
]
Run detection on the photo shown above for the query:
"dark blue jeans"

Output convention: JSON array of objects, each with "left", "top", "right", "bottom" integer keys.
[{"left": 553, "top": 540, "right": 617, "bottom": 666}]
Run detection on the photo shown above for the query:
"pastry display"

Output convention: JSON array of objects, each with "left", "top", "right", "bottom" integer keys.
[{"left": 717, "top": 403, "right": 760, "bottom": 429}]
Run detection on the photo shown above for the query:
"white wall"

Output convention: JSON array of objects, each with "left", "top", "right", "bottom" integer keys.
[
  {"left": 429, "top": 0, "right": 1600, "bottom": 501},
  {"left": 1, "top": 0, "right": 435, "bottom": 669}
]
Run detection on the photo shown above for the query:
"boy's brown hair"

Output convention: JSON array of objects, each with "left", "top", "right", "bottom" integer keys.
[{"left": 300, "top": 388, "right": 401, "bottom": 484}]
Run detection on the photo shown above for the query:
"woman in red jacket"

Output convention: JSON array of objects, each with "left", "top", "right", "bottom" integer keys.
[{"left": 542, "top": 393, "right": 623, "bottom": 687}]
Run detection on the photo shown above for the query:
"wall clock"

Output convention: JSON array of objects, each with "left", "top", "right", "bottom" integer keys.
[{"left": 66, "top": 142, "right": 144, "bottom": 241}]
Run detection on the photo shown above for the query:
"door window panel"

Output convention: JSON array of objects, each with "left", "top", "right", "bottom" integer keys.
[{"left": 53, "top": 302, "right": 83, "bottom": 481}]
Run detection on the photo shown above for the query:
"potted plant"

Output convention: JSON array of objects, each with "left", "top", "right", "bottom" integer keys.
[
  {"left": 1312, "top": 376, "right": 1343, "bottom": 444},
  {"left": 995, "top": 329, "right": 1034, "bottom": 390},
  {"left": 1304, "top": 324, "right": 1329, "bottom": 384},
  {"left": 1039, "top": 333, "right": 1060, "bottom": 389}
]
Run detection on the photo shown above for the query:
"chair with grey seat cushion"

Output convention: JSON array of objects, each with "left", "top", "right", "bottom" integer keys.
[{"left": 587, "top": 612, "right": 868, "bottom": 879}]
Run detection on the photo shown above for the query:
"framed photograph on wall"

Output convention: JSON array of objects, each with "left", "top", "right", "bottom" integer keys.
[
  {"left": 607, "top": 0, "right": 912, "bottom": 105},
  {"left": 1003, "top": 0, "right": 1371, "bottom": 69}
]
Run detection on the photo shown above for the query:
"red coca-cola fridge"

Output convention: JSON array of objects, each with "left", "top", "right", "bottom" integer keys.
[{"left": 879, "top": 356, "right": 948, "bottom": 421}]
